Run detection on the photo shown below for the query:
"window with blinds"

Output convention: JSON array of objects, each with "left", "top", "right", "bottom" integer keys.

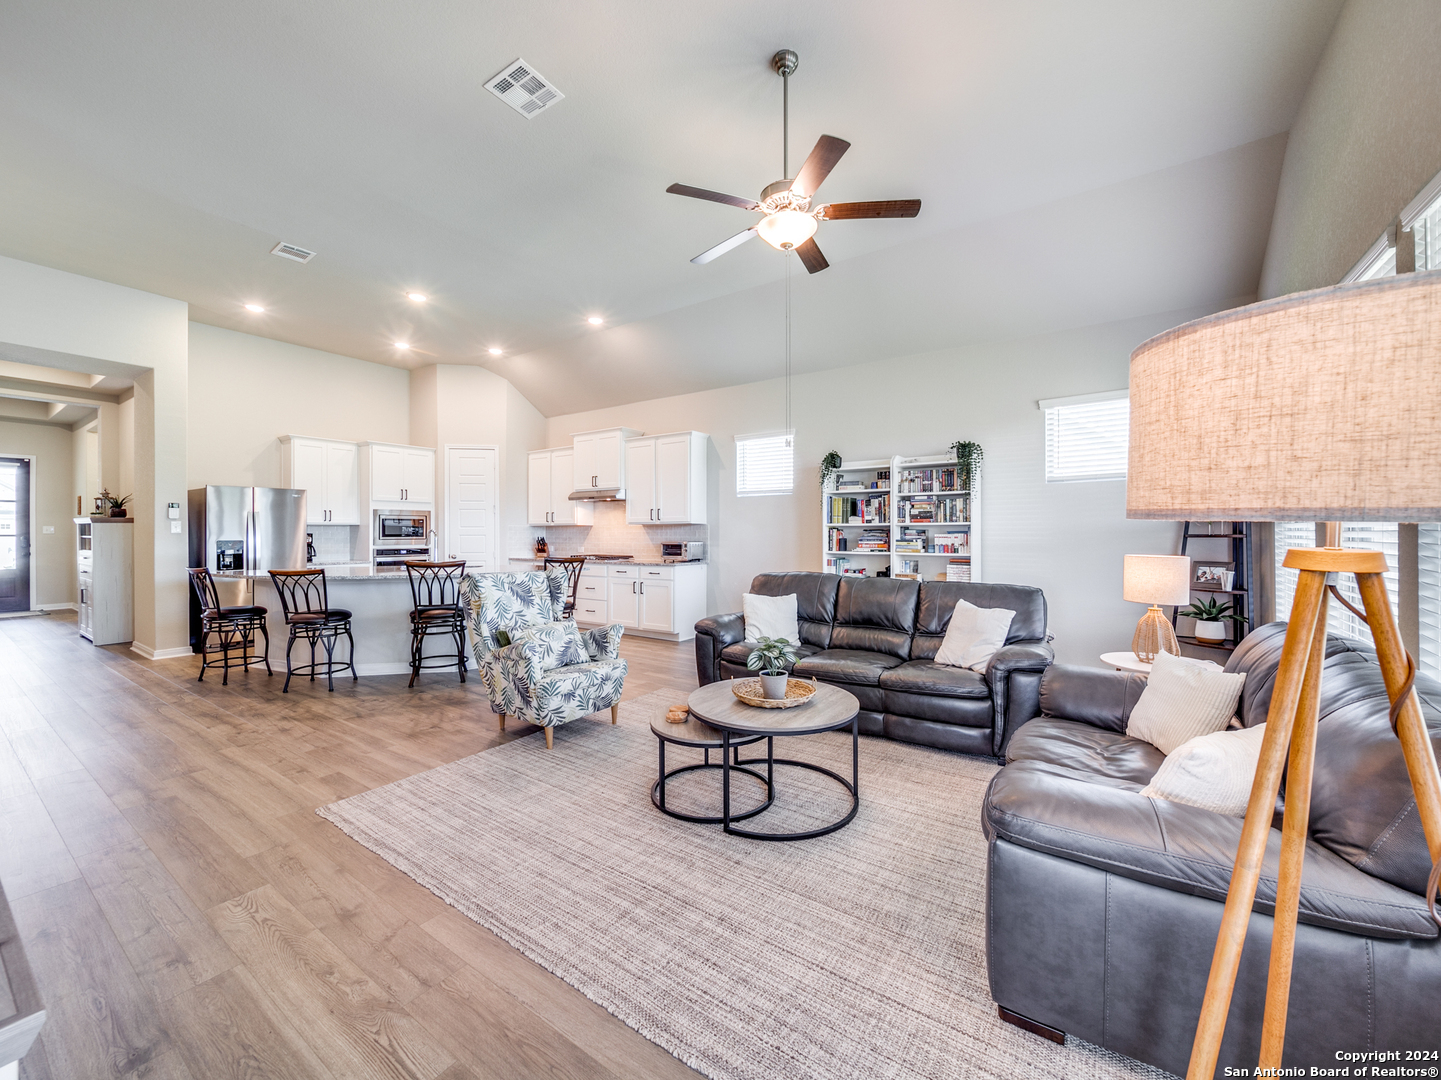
[
  {"left": 1419, "top": 524, "right": 1441, "bottom": 678},
  {"left": 734, "top": 431, "right": 794, "bottom": 496},
  {"left": 1273, "top": 522, "right": 1401, "bottom": 648},
  {"left": 1041, "top": 391, "right": 1130, "bottom": 483}
]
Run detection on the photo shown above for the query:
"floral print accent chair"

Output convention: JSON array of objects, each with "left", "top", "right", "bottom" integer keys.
[{"left": 459, "top": 569, "right": 627, "bottom": 748}]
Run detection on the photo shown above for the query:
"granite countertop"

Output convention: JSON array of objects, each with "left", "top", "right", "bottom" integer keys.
[
  {"left": 509, "top": 557, "right": 707, "bottom": 568},
  {"left": 216, "top": 565, "right": 411, "bottom": 583}
]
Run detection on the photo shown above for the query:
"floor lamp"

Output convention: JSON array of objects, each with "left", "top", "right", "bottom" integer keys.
[{"left": 1126, "top": 270, "right": 1441, "bottom": 1078}]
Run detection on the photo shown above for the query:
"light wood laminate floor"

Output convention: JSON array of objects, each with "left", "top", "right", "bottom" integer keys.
[{"left": 0, "top": 611, "right": 704, "bottom": 1080}]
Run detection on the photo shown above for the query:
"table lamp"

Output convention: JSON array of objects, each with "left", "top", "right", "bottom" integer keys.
[
  {"left": 1123, "top": 554, "right": 1191, "bottom": 661},
  {"left": 1128, "top": 270, "right": 1441, "bottom": 1079}
]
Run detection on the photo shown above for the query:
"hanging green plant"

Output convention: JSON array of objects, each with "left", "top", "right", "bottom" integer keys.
[
  {"left": 819, "top": 450, "right": 842, "bottom": 490},
  {"left": 950, "top": 441, "right": 984, "bottom": 491}
]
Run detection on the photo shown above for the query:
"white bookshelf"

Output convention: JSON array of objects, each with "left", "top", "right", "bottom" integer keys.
[{"left": 821, "top": 454, "right": 980, "bottom": 582}]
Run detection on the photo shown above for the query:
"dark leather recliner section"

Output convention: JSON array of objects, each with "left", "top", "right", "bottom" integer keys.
[
  {"left": 985, "top": 625, "right": 1441, "bottom": 1075},
  {"left": 695, "top": 572, "right": 1052, "bottom": 757}
]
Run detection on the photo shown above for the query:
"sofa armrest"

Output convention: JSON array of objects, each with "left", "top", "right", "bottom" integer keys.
[
  {"left": 694, "top": 612, "right": 744, "bottom": 685},
  {"left": 986, "top": 640, "right": 1054, "bottom": 757},
  {"left": 1036, "top": 663, "right": 1148, "bottom": 734}
]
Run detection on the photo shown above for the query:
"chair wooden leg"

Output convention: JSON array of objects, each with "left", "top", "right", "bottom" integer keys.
[
  {"left": 498, "top": 713, "right": 505, "bottom": 731},
  {"left": 544, "top": 727, "right": 554, "bottom": 749},
  {"left": 611, "top": 703, "right": 619, "bottom": 724}
]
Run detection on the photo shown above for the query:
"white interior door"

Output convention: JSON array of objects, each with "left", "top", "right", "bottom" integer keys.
[{"left": 447, "top": 446, "right": 498, "bottom": 571}]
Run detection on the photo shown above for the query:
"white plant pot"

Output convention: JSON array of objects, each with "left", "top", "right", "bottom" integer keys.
[
  {"left": 1195, "top": 620, "right": 1226, "bottom": 645},
  {"left": 759, "top": 671, "right": 789, "bottom": 700}
]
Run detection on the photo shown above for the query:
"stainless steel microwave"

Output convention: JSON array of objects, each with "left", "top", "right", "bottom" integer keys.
[{"left": 375, "top": 511, "right": 429, "bottom": 542}]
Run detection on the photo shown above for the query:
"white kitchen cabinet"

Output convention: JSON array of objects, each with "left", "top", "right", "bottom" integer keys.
[
  {"left": 527, "top": 448, "right": 593, "bottom": 526},
  {"left": 638, "top": 573, "right": 675, "bottom": 633},
  {"left": 602, "top": 562, "right": 706, "bottom": 641},
  {"left": 574, "top": 566, "right": 608, "bottom": 626},
  {"left": 607, "top": 565, "right": 640, "bottom": 628},
  {"left": 361, "top": 442, "right": 435, "bottom": 504},
  {"left": 280, "top": 436, "right": 361, "bottom": 525},
  {"left": 571, "top": 427, "right": 641, "bottom": 493},
  {"left": 624, "top": 431, "right": 708, "bottom": 524}
]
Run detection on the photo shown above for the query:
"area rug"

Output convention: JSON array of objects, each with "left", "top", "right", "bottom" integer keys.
[{"left": 318, "top": 689, "right": 1172, "bottom": 1080}]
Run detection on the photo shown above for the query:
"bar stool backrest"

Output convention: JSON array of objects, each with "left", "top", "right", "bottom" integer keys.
[
  {"left": 188, "top": 567, "right": 222, "bottom": 614},
  {"left": 269, "top": 569, "right": 329, "bottom": 622},
  {"left": 405, "top": 561, "right": 466, "bottom": 611},
  {"left": 544, "top": 556, "right": 586, "bottom": 617}
]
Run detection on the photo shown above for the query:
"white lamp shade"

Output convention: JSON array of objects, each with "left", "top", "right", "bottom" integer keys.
[
  {"left": 756, "top": 210, "right": 818, "bottom": 251},
  {"left": 1128, "top": 271, "right": 1441, "bottom": 521},
  {"left": 1123, "top": 554, "right": 1192, "bottom": 606}
]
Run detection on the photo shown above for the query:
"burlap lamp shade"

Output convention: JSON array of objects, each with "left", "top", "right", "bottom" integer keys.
[{"left": 1128, "top": 270, "right": 1441, "bottom": 522}]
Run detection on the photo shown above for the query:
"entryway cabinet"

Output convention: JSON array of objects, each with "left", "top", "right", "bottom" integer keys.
[
  {"left": 625, "top": 431, "right": 708, "bottom": 524},
  {"left": 571, "top": 427, "right": 642, "bottom": 494},
  {"left": 75, "top": 517, "right": 132, "bottom": 646},
  {"left": 528, "top": 448, "right": 593, "bottom": 526},
  {"left": 279, "top": 435, "right": 361, "bottom": 524},
  {"left": 362, "top": 442, "right": 435, "bottom": 504}
]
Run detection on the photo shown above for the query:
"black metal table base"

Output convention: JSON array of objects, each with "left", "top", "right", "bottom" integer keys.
[
  {"left": 721, "top": 717, "right": 859, "bottom": 841},
  {"left": 652, "top": 737, "right": 774, "bottom": 824}
]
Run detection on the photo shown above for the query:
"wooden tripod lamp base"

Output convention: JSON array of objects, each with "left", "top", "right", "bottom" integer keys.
[{"left": 1185, "top": 546, "right": 1441, "bottom": 1079}]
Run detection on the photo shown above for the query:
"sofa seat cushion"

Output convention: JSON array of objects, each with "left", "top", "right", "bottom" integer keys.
[
  {"left": 720, "top": 641, "right": 820, "bottom": 669},
  {"left": 1007, "top": 717, "right": 1165, "bottom": 790},
  {"left": 879, "top": 660, "right": 990, "bottom": 698},
  {"left": 794, "top": 649, "right": 904, "bottom": 687},
  {"left": 984, "top": 760, "right": 1438, "bottom": 940}
]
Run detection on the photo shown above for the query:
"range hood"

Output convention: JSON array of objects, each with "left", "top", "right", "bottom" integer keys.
[{"left": 568, "top": 488, "right": 626, "bottom": 502}]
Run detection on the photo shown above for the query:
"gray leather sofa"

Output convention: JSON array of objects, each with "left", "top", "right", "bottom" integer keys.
[
  {"left": 984, "top": 623, "right": 1441, "bottom": 1075},
  {"left": 695, "top": 572, "right": 1052, "bottom": 757}
]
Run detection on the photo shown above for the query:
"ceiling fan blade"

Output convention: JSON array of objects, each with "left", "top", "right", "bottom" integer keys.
[
  {"left": 691, "top": 227, "right": 759, "bottom": 264},
  {"left": 789, "top": 136, "right": 851, "bottom": 199},
  {"left": 822, "top": 199, "right": 922, "bottom": 220},
  {"left": 794, "top": 238, "right": 829, "bottom": 274},
  {"left": 666, "top": 183, "right": 759, "bottom": 211}
]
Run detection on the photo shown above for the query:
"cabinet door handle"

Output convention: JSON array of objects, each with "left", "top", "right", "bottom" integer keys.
[{"left": 639, "top": 582, "right": 644, "bottom": 594}]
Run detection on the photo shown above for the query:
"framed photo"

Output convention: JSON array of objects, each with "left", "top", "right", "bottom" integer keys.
[{"left": 1193, "top": 563, "right": 1230, "bottom": 590}]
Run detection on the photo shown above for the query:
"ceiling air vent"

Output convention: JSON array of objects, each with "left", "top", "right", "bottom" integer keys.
[
  {"left": 486, "top": 58, "right": 564, "bottom": 119},
  {"left": 270, "top": 242, "right": 316, "bottom": 263}
]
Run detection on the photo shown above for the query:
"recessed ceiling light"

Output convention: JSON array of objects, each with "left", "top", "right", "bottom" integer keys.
[
  {"left": 487, "top": 346, "right": 503, "bottom": 356},
  {"left": 394, "top": 341, "right": 410, "bottom": 350},
  {"left": 587, "top": 315, "right": 604, "bottom": 326},
  {"left": 244, "top": 303, "right": 265, "bottom": 313},
  {"left": 407, "top": 292, "right": 427, "bottom": 303}
]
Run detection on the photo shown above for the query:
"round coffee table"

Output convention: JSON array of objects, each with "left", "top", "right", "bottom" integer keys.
[
  {"left": 648, "top": 713, "right": 773, "bottom": 824},
  {"left": 684, "top": 680, "right": 861, "bottom": 841}
]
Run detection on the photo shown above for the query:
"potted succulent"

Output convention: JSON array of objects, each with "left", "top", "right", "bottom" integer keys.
[
  {"left": 746, "top": 635, "right": 799, "bottom": 699},
  {"left": 1179, "top": 596, "right": 1247, "bottom": 645},
  {"left": 107, "top": 493, "right": 133, "bottom": 518}
]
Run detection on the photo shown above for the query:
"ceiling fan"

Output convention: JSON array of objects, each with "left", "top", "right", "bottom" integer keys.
[{"left": 667, "top": 49, "right": 921, "bottom": 274}]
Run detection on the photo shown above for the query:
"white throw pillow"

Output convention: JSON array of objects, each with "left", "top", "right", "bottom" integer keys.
[
  {"left": 743, "top": 592, "right": 801, "bottom": 645},
  {"left": 934, "top": 598, "right": 1015, "bottom": 673},
  {"left": 1141, "top": 722, "right": 1268, "bottom": 818},
  {"left": 1126, "top": 650, "right": 1246, "bottom": 755}
]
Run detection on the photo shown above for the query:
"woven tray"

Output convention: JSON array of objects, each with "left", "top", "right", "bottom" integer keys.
[{"left": 730, "top": 678, "right": 818, "bottom": 709}]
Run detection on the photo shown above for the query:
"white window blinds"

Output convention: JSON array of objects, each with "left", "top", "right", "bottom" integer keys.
[
  {"left": 1419, "top": 524, "right": 1441, "bottom": 678},
  {"left": 735, "top": 431, "right": 794, "bottom": 497},
  {"left": 1273, "top": 522, "right": 1400, "bottom": 648},
  {"left": 1040, "top": 391, "right": 1129, "bottom": 483}
]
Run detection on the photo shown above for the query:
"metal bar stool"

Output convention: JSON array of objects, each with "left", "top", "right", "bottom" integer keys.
[
  {"left": 268, "top": 569, "right": 357, "bottom": 693},
  {"left": 544, "top": 555, "right": 586, "bottom": 619},
  {"left": 404, "top": 560, "right": 468, "bottom": 687},
  {"left": 188, "top": 567, "right": 271, "bottom": 685}
]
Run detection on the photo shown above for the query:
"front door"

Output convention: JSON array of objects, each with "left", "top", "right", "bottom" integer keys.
[
  {"left": 446, "top": 446, "right": 498, "bottom": 572},
  {"left": 0, "top": 457, "right": 32, "bottom": 613}
]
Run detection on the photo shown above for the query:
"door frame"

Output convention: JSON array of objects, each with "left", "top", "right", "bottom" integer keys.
[
  {"left": 442, "top": 444, "right": 500, "bottom": 570},
  {"left": 0, "top": 454, "right": 39, "bottom": 613}
]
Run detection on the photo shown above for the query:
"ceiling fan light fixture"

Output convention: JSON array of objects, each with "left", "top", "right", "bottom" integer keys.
[{"left": 756, "top": 210, "right": 818, "bottom": 251}]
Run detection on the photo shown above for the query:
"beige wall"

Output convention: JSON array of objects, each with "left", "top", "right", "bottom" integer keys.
[
  {"left": 1259, "top": 0, "right": 1441, "bottom": 297},
  {"left": 0, "top": 419, "right": 76, "bottom": 608},
  {"left": 546, "top": 309, "right": 1225, "bottom": 666},
  {"left": 187, "top": 322, "right": 411, "bottom": 488}
]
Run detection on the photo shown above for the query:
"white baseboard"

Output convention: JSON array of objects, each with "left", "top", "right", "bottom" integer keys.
[
  {"left": 36, "top": 602, "right": 77, "bottom": 612},
  {"left": 131, "top": 642, "right": 194, "bottom": 661}
]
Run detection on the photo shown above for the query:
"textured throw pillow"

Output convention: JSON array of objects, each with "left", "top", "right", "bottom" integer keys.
[
  {"left": 1141, "top": 722, "right": 1268, "bottom": 818},
  {"left": 1126, "top": 650, "right": 1246, "bottom": 754},
  {"left": 934, "top": 598, "right": 1016, "bottom": 672},
  {"left": 511, "top": 620, "right": 589, "bottom": 670},
  {"left": 743, "top": 592, "right": 801, "bottom": 645}
]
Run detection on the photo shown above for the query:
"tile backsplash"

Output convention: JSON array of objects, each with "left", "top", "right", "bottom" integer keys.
[
  {"left": 310, "top": 524, "right": 356, "bottom": 563},
  {"left": 539, "top": 500, "right": 706, "bottom": 561}
]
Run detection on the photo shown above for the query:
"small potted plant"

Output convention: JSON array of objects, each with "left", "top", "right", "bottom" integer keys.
[
  {"left": 1179, "top": 596, "right": 1247, "bottom": 645},
  {"left": 746, "top": 635, "right": 799, "bottom": 699},
  {"left": 819, "top": 451, "right": 842, "bottom": 491},
  {"left": 107, "top": 493, "right": 133, "bottom": 518},
  {"left": 950, "top": 440, "right": 984, "bottom": 492}
]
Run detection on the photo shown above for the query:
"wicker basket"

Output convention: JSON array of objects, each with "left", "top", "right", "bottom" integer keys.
[{"left": 730, "top": 677, "right": 818, "bottom": 709}]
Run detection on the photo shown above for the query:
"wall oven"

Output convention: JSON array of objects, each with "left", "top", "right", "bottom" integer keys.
[
  {"left": 375, "top": 511, "right": 430, "bottom": 543},
  {"left": 373, "top": 545, "right": 433, "bottom": 570}
]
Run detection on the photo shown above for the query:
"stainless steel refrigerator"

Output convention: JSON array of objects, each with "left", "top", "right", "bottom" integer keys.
[{"left": 187, "top": 486, "right": 307, "bottom": 650}]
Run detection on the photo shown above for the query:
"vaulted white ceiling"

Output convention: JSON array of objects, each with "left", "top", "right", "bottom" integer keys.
[{"left": 0, "top": 1, "right": 1341, "bottom": 414}]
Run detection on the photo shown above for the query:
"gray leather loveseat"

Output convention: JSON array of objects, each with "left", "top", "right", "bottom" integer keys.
[
  {"left": 984, "top": 623, "right": 1441, "bottom": 1074},
  {"left": 695, "top": 571, "right": 1052, "bottom": 758}
]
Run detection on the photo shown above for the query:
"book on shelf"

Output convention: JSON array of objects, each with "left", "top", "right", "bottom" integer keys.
[
  {"left": 897, "top": 466, "right": 962, "bottom": 494},
  {"left": 945, "top": 558, "right": 972, "bottom": 582},
  {"left": 932, "top": 528, "right": 970, "bottom": 555},
  {"left": 894, "top": 527, "right": 927, "bottom": 553},
  {"left": 827, "top": 528, "right": 849, "bottom": 551},
  {"left": 896, "top": 558, "right": 921, "bottom": 576},
  {"left": 828, "top": 494, "right": 890, "bottom": 525},
  {"left": 825, "top": 555, "right": 851, "bottom": 574},
  {"left": 853, "top": 527, "right": 890, "bottom": 552}
]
